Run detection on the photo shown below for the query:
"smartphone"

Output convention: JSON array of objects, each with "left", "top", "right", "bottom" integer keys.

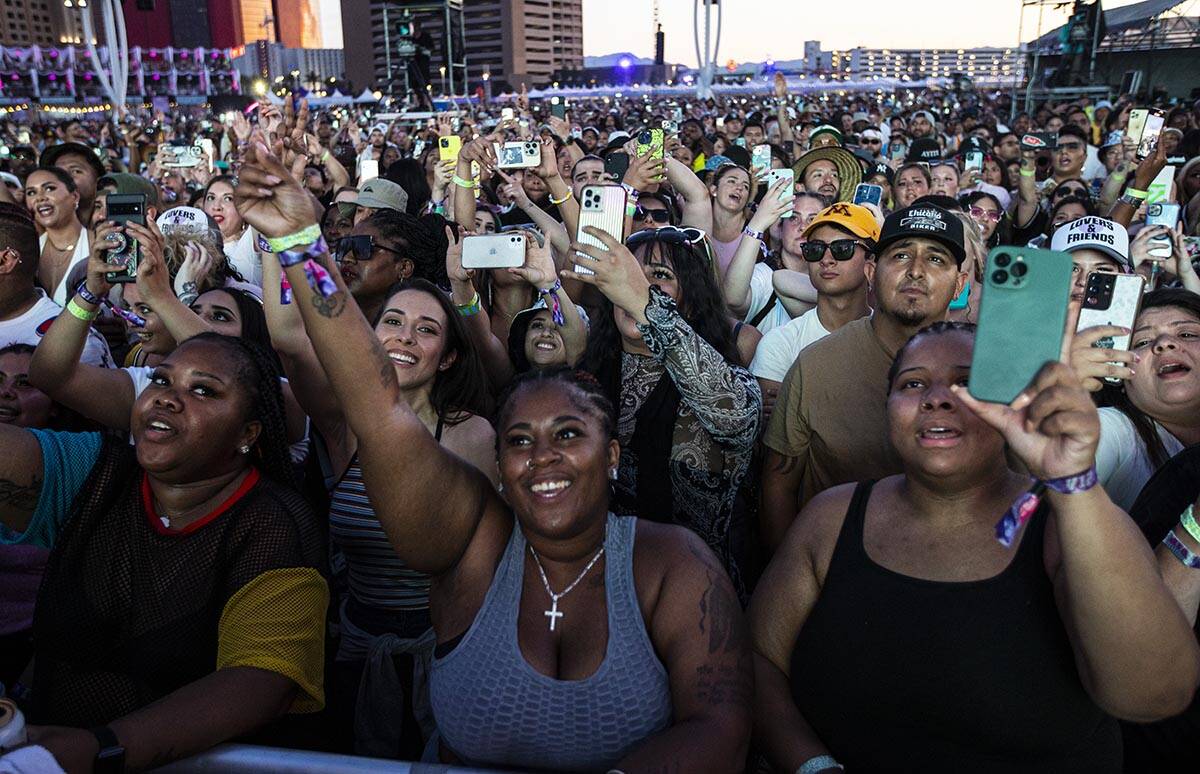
[
  {"left": 1076, "top": 272, "right": 1145, "bottom": 385},
  {"left": 636, "top": 128, "right": 665, "bottom": 161},
  {"left": 1145, "top": 202, "right": 1181, "bottom": 258},
  {"left": 501, "top": 107, "right": 515, "bottom": 121},
  {"left": 104, "top": 194, "right": 147, "bottom": 284},
  {"left": 969, "top": 246, "right": 1073, "bottom": 403},
  {"left": 672, "top": 106, "right": 684, "bottom": 123},
  {"left": 461, "top": 233, "right": 526, "bottom": 270},
  {"left": 1146, "top": 165, "right": 1175, "bottom": 204},
  {"left": 734, "top": 137, "right": 747, "bottom": 148},
  {"left": 550, "top": 97, "right": 566, "bottom": 120},
  {"left": 494, "top": 141, "right": 541, "bottom": 169},
  {"left": 1136, "top": 110, "right": 1165, "bottom": 160},
  {"left": 661, "top": 119, "right": 679, "bottom": 135},
  {"left": 574, "top": 185, "right": 627, "bottom": 276},
  {"left": 752, "top": 143, "right": 772, "bottom": 172},
  {"left": 604, "top": 151, "right": 630, "bottom": 183},
  {"left": 853, "top": 183, "right": 883, "bottom": 207},
  {"left": 1126, "top": 109, "right": 1149, "bottom": 148},
  {"left": 964, "top": 151, "right": 984, "bottom": 174},
  {"left": 197, "top": 138, "right": 214, "bottom": 172},
  {"left": 412, "top": 138, "right": 427, "bottom": 158},
  {"left": 1019, "top": 131, "right": 1058, "bottom": 152},
  {"left": 360, "top": 159, "right": 379, "bottom": 183},
  {"left": 763, "top": 169, "right": 795, "bottom": 216},
  {"left": 716, "top": 117, "right": 725, "bottom": 132},
  {"left": 438, "top": 135, "right": 462, "bottom": 162},
  {"left": 889, "top": 141, "right": 907, "bottom": 162}
]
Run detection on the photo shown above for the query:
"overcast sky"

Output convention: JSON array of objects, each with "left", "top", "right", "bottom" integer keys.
[{"left": 319, "top": 0, "right": 1149, "bottom": 61}]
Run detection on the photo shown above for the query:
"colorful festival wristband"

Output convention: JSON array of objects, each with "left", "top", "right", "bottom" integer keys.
[
  {"left": 66, "top": 298, "right": 98, "bottom": 322},
  {"left": 1180, "top": 504, "right": 1200, "bottom": 545},
  {"left": 266, "top": 223, "right": 323, "bottom": 254},
  {"left": 1164, "top": 530, "right": 1200, "bottom": 569},
  {"left": 538, "top": 279, "right": 566, "bottom": 326},
  {"left": 1124, "top": 187, "right": 1149, "bottom": 200},
  {"left": 278, "top": 235, "right": 328, "bottom": 268},
  {"left": 995, "top": 467, "right": 1098, "bottom": 547},
  {"left": 452, "top": 175, "right": 476, "bottom": 190},
  {"left": 74, "top": 280, "right": 101, "bottom": 307},
  {"left": 456, "top": 292, "right": 481, "bottom": 317}
]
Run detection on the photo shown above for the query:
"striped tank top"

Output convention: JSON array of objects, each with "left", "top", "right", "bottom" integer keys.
[{"left": 327, "top": 418, "right": 444, "bottom": 612}]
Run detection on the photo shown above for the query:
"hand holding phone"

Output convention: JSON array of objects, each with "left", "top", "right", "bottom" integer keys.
[
  {"left": 1072, "top": 272, "right": 1145, "bottom": 389},
  {"left": 103, "top": 194, "right": 148, "bottom": 284},
  {"left": 853, "top": 183, "right": 883, "bottom": 207},
  {"left": 461, "top": 233, "right": 526, "bottom": 269}
]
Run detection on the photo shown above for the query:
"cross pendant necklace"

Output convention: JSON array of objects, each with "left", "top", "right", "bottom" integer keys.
[{"left": 528, "top": 542, "right": 606, "bottom": 632}]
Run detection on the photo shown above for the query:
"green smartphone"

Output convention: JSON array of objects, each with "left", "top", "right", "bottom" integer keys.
[{"left": 968, "top": 246, "right": 1073, "bottom": 404}]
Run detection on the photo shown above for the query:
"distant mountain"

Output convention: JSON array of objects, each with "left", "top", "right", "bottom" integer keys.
[{"left": 583, "top": 53, "right": 659, "bottom": 68}]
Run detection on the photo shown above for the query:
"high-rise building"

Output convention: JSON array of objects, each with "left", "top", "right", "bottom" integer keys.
[
  {"left": 117, "top": 0, "right": 321, "bottom": 50},
  {"left": 342, "top": 0, "right": 583, "bottom": 94},
  {"left": 0, "top": 0, "right": 91, "bottom": 46}
]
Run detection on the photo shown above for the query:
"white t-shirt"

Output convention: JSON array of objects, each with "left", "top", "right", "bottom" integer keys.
[
  {"left": 224, "top": 227, "right": 264, "bottom": 289},
  {"left": 743, "top": 262, "right": 791, "bottom": 334},
  {"left": 1096, "top": 407, "right": 1185, "bottom": 512},
  {"left": 0, "top": 290, "right": 113, "bottom": 367},
  {"left": 38, "top": 231, "right": 91, "bottom": 306},
  {"left": 749, "top": 306, "right": 832, "bottom": 383}
]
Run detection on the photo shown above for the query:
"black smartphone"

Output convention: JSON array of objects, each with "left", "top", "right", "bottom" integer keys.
[
  {"left": 604, "top": 151, "right": 630, "bottom": 183},
  {"left": 1019, "top": 131, "right": 1058, "bottom": 152},
  {"left": 104, "top": 193, "right": 147, "bottom": 284}
]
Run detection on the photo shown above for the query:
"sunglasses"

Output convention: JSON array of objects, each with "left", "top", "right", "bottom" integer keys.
[
  {"left": 627, "top": 226, "right": 706, "bottom": 250},
  {"left": 860, "top": 138, "right": 882, "bottom": 145},
  {"left": 634, "top": 206, "right": 671, "bottom": 223},
  {"left": 801, "top": 238, "right": 868, "bottom": 262},
  {"left": 1054, "top": 187, "right": 1089, "bottom": 200},
  {"left": 333, "top": 235, "right": 404, "bottom": 263},
  {"left": 969, "top": 206, "right": 1002, "bottom": 222}
]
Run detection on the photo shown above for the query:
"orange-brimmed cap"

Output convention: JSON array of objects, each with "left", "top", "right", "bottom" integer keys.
[{"left": 802, "top": 203, "right": 881, "bottom": 243}]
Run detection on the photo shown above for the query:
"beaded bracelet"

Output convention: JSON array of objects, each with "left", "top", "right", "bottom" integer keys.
[
  {"left": 456, "top": 291, "right": 481, "bottom": 317},
  {"left": 266, "top": 223, "right": 322, "bottom": 254},
  {"left": 65, "top": 298, "right": 98, "bottom": 322},
  {"left": 1164, "top": 530, "right": 1200, "bottom": 569},
  {"left": 549, "top": 190, "right": 573, "bottom": 206}
]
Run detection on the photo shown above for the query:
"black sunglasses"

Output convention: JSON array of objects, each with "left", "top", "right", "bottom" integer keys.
[
  {"left": 626, "top": 226, "right": 706, "bottom": 250},
  {"left": 334, "top": 235, "right": 404, "bottom": 262},
  {"left": 634, "top": 206, "right": 671, "bottom": 223},
  {"left": 801, "top": 238, "right": 868, "bottom": 262}
]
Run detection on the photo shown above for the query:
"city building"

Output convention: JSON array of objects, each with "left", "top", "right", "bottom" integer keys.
[
  {"left": 118, "top": 0, "right": 322, "bottom": 50},
  {"left": 341, "top": 0, "right": 583, "bottom": 94},
  {"left": 233, "top": 40, "right": 343, "bottom": 84},
  {"left": 0, "top": 0, "right": 90, "bottom": 47}
]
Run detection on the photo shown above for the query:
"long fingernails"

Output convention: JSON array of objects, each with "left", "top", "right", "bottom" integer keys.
[{"left": 264, "top": 175, "right": 282, "bottom": 185}]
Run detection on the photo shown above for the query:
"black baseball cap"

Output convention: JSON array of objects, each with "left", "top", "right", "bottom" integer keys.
[
  {"left": 877, "top": 203, "right": 966, "bottom": 265},
  {"left": 906, "top": 137, "right": 942, "bottom": 163},
  {"left": 866, "top": 161, "right": 895, "bottom": 185},
  {"left": 40, "top": 141, "right": 105, "bottom": 180}
]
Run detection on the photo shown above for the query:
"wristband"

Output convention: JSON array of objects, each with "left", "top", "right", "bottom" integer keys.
[
  {"left": 74, "top": 280, "right": 101, "bottom": 307},
  {"left": 742, "top": 226, "right": 765, "bottom": 242},
  {"left": 1164, "top": 530, "right": 1200, "bottom": 569},
  {"left": 625, "top": 203, "right": 637, "bottom": 218},
  {"left": 266, "top": 223, "right": 323, "bottom": 254},
  {"left": 278, "top": 235, "right": 328, "bottom": 268},
  {"left": 1019, "top": 167, "right": 1036, "bottom": 178},
  {"left": 996, "top": 467, "right": 1098, "bottom": 547},
  {"left": 537, "top": 279, "right": 566, "bottom": 326},
  {"left": 549, "top": 190, "right": 573, "bottom": 206},
  {"left": 452, "top": 175, "right": 476, "bottom": 190},
  {"left": 66, "top": 297, "right": 99, "bottom": 322},
  {"left": 256, "top": 234, "right": 274, "bottom": 253},
  {"left": 1181, "top": 504, "right": 1200, "bottom": 545},
  {"left": 797, "top": 755, "right": 844, "bottom": 774},
  {"left": 320, "top": 150, "right": 330, "bottom": 164},
  {"left": 455, "top": 291, "right": 481, "bottom": 317},
  {"left": 1125, "top": 187, "right": 1149, "bottom": 200},
  {"left": 621, "top": 183, "right": 640, "bottom": 202},
  {"left": 1118, "top": 193, "right": 1145, "bottom": 208}
]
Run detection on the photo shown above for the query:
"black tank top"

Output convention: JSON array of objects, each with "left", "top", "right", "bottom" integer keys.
[{"left": 790, "top": 480, "right": 1121, "bottom": 773}]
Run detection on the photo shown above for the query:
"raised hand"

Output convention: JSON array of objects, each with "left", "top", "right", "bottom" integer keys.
[
  {"left": 126, "top": 219, "right": 173, "bottom": 304},
  {"left": 534, "top": 137, "right": 559, "bottom": 180},
  {"left": 1068, "top": 323, "right": 1137, "bottom": 391},
  {"left": 953, "top": 362, "right": 1100, "bottom": 481},
  {"left": 773, "top": 71, "right": 787, "bottom": 100},
  {"left": 497, "top": 169, "right": 532, "bottom": 209},
  {"left": 508, "top": 231, "right": 556, "bottom": 288},
  {"left": 562, "top": 226, "right": 652, "bottom": 323},
  {"left": 86, "top": 221, "right": 122, "bottom": 298},
  {"left": 174, "top": 241, "right": 216, "bottom": 301},
  {"left": 444, "top": 225, "right": 474, "bottom": 284},
  {"left": 233, "top": 142, "right": 318, "bottom": 239},
  {"left": 623, "top": 146, "right": 665, "bottom": 192},
  {"left": 748, "top": 178, "right": 794, "bottom": 231}
]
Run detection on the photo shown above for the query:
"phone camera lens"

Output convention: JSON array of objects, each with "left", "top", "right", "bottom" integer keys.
[
  {"left": 994, "top": 253, "right": 1011, "bottom": 267},
  {"left": 1011, "top": 262, "right": 1028, "bottom": 278},
  {"left": 991, "top": 269, "right": 1009, "bottom": 285},
  {"left": 1086, "top": 296, "right": 1098, "bottom": 306}
]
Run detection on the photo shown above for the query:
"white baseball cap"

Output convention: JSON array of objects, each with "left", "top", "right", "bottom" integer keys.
[{"left": 1050, "top": 216, "right": 1130, "bottom": 269}]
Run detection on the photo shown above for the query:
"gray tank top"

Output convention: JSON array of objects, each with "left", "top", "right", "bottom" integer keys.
[{"left": 429, "top": 514, "right": 672, "bottom": 771}]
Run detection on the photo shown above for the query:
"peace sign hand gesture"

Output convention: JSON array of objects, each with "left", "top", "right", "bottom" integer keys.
[{"left": 562, "top": 226, "right": 651, "bottom": 324}]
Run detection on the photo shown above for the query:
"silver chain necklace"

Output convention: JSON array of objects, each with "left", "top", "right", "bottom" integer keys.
[{"left": 528, "top": 543, "right": 605, "bottom": 631}]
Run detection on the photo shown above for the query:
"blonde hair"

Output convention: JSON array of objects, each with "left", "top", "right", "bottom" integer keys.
[{"left": 163, "top": 231, "right": 230, "bottom": 293}]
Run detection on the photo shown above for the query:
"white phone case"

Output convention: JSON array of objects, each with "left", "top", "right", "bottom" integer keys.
[
  {"left": 575, "top": 185, "right": 627, "bottom": 275},
  {"left": 1077, "top": 272, "right": 1145, "bottom": 383},
  {"left": 462, "top": 233, "right": 526, "bottom": 269},
  {"left": 494, "top": 141, "right": 542, "bottom": 170}
]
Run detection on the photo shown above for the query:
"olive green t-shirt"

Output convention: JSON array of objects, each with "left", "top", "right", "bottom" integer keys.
[{"left": 762, "top": 316, "right": 904, "bottom": 508}]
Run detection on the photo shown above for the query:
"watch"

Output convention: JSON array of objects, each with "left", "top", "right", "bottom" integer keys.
[{"left": 91, "top": 726, "right": 126, "bottom": 773}]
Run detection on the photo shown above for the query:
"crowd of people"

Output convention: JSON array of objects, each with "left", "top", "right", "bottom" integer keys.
[{"left": 0, "top": 73, "right": 1198, "bottom": 773}]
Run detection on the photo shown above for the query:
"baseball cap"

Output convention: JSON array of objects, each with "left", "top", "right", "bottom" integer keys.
[
  {"left": 866, "top": 161, "right": 895, "bottom": 186},
  {"left": 906, "top": 138, "right": 942, "bottom": 163},
  {"left": 911, "top": 110, "right": 938, "bottom": 126},
  {"left": 41, "top": 141, "right": 105, "bottom": 180},
  {"left": 1050, "top": 216, "right": 1130, "bottom": 269},
  {"left": 803, "top": 203, "right": 882, "bottom": 244},
  {"left": 1101, "top": 130, "right": 1124, "bottom": 149},
  {"left": 877, "top": 204, "right": 966, "bottom": 265},
  {"left": 860, "top": 128, "right": 883, "bottom": 141},
  {"left": 99, "top": 172, "right": 161, "bottom": 210},
  {"left": 348, "top": 178, "right": 409, "bottom": 214},
  {"left": 852, "top": 111, "right": 870, "bottom": 124},
  {"left": 809, "top": 125, "right": 843, "bottom": 146}
]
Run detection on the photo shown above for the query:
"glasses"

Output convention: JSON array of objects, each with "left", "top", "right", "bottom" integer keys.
[
  {"left": 626, "top": 226, "right": 706, "bottom": 250},
  {"left": 334, "top": 235, "right": 403, "bottom": 263},
  {"left": 860, "top": 138, "right": 882, "bottom": 145},
  {"left": 969, "top": 206, "right": 1002, "bottom": 223},
  {"left": 800, "top": 239, "right": 868, "bottom": 262},
  {"left": 1054, "top": 187, "right": 1089, "bottom": 200},
  {"left": 634, "top": 206, "right": 671, "bottom": 223}
]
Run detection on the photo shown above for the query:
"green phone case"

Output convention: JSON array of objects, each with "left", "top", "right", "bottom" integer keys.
[{"left": 968, "top": 246, "right": 1074, "bottom": 404}]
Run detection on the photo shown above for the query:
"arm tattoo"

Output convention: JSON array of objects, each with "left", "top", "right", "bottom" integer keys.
[
  {"left": 311, "top": 292, "right": 347, "bottom": 319},
  {"left": 0, "top": 475, "right": 42, "bottom": 512}
]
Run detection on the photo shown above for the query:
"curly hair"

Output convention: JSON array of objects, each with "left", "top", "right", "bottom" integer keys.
[
  {"left": 495, "top": 366, "right": 616, "bottom": 447},
  {"left": 581, "top": 236, "right": 738, "bottom": 379},
  {"left": 179, "top": 332, "right": 296, "bottom": 489},
  {"left": 365, "top": 209, "right": 450, "bottom": 289}
]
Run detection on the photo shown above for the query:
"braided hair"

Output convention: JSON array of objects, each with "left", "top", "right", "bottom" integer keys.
[
  {"left": 886, "top": 321, "right": 978, "bottom": 393},
  {"left": 495, "top": 367, "right": 616, "bottom": 450},
  {"left": 180, "top": 332, "right": 296, "bottom": 490},
  {"left": 365, "top": 209, "right": 450, "bottom": 289}
]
